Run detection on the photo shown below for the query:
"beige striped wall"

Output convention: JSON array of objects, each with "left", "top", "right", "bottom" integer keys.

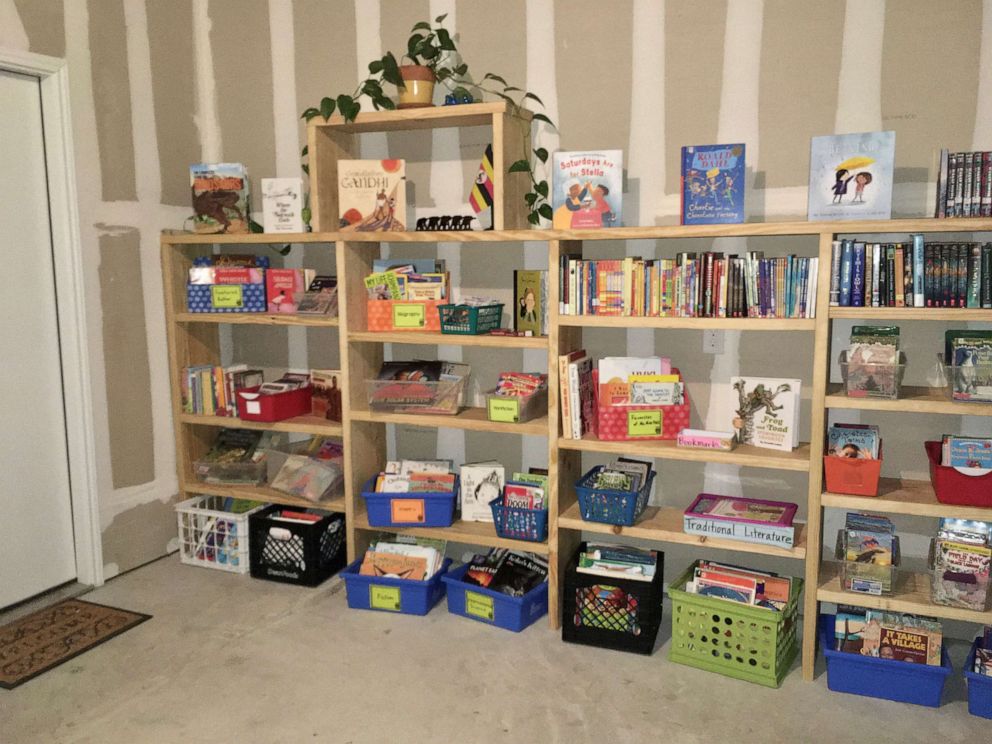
[{"left": 5, "top": 0, "right": 990, "bottom": 577}]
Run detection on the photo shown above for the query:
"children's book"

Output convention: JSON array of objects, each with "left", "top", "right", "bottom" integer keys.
[
  {"left": 459, "top": 462, "right": 504, "bottom": 523},
  {"left": 551, "top": 150, "right": 622, "bottom": 229},
  {"left": 828, "top": 424, "right": 880, "bottom": 459},
  {"left": 726, "top": 377, "right": 801, "bottom": 451},
  {"left": 261, "top": 177, "right": 304, "bottom": 233},
  {"left": 680, "top": 144, "right": 746, "bottom": 225},
  {"left": 807, "top": 131, "right": 895, "bottom": 221},
  {"left": 514, "top": 270, "right": 547, "bottom": 335},
  {"left": 338, "top": 159, "right": 406, "bottom": 232},
  {"left": 310, "top": 369, "right": 342, "bottom": 421},
  {"left": 190, "top": 163, "right": 250, "bottom": 234}
]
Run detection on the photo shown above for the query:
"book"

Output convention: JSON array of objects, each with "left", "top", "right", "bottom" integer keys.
[
  {"left": 726, "top": 376, "right": 801, "bottom": 451},
  {"left": 861, "top": 611, "right": 943, "bottom": 665},
  {"left": 680, "top": 143, "right": 746, "bottom": 225},
  {"left": 807, "top": 131, "right": 895, "bottom": 221},
  {"left": 266, "top": 268, "right": 314, "bottom": 313},
  {"left": 459, "top": 462, "right": 504, "bottom": 523},
  {"left": 310, "top": 369, "right": 342, "bottom": 421},
  {"left": 338, "top": 159, "right": 406, "bottom": 231},
  {"left": 261, "top": 177, "right": 304, "bottom": 233},
  {"left": 576, "top": 544, "right": 658, "bottom": 582},
  {"left": 598, "top": 356, "right": 668, "bottom": 406},
  {"left": 568, "top": 355, "right": 594, "bottom": 439},
  {"left": 558, "top": 349, "right": 587, "bottom": 439},
  {"left": 551, "top": 150, "right": 622, "bottom": 229},
  {"left": 190, "top": 163, "right": 250, "bottom": 234},
  {"left": 488, "top": 552, "right": 548, "bottom": 597},
  {"left": 942, "top": 435, "right": 992, "bottom": 469},
  {"left": 828, "top": 423, "right": 880, "bottom": 459},
  {"left": 514, "top": 270, "right": 546, "bottom": 335}
]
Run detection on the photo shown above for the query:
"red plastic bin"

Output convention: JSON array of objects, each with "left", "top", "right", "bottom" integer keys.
[
  {"left": 823, "top": 446, "right": 883, "bottom": 497},
  {"left": 236, "top": 385, "right": 312, "bottom": 422},
  {"left": 926, "top": 440, "right": 992, "bottom": 508}
]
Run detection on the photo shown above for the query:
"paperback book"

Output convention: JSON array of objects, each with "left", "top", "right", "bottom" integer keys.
[
  {"left": 680, "top": 143, "right": 745, "bottom": 225},
  {"left": 726, "top": 377, "right": 801, "bottom": 451}
]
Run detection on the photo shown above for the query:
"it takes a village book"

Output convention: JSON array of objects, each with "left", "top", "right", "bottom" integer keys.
[
  {"left": 680, "top": 144, "right": 745, "bottom": 225},
  {"left": 807, "top": 131, "right": 895, "bottom": 221},
  {"left": 552, "top": 150, "right": 622, "bottom": 229}
]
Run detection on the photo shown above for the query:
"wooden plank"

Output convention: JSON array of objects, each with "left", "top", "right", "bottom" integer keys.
[
  {"left": 558, "top": 315, "right": 815, "bottom": 331},
  {"left": 830, "top": 307, "right": 992, "bottom": 321},
  {"left": 496, "top": 108, "right": 533, "bottom": 230},
  {"left": 184, "top": 481, "right": 345, "bottom": 513},
  {"left": 348, "top": 330, "right": 547, "bottom": 349},
  {"left": 307, "top": 100, "right": 531, "bottom": 133},
  {"left": 817, "top": 563, "right": 992, "bottom": 624},
  {"left": 825, "top": 384, "right": 992, "bottom": 416},
  {"left": 308, "top": 124, "right": 355, "bottom": 232},
  {"left": 175, "top": 312, "right": 339, "bottom": 327},
  {"left": 558, "top": 502, "right": 807, "bottom": 559},
  {"left": 559, "top": 436, "right": 811, "bottom": 471},
  {"left": 161, "top": 230, "right": 334, "bottom": 245},
  {"left": 179, "top": 413, "right": 343, "bottom": 437},
  {"left": 350, "top": 407, "right": 549, "bottom": 435},
  {"left": 822, "top": 477, "right": 992, "bottom": 520},
  {"left": 352, "top": 510, "right": 549, "bottom": 554}
]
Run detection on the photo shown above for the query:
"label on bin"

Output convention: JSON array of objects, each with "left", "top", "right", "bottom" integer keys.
[
  {"left": 369, "top": 585, "right": 402, "bottom": 611},
  {"left": 487, "top": 397, "right": 520, "bottom": 423},
  {"left": 627, "top": 410, "right": 662, "bottom": 437},
  {"left": 210, "top": 285, "right": 244, "bottom": 308},
  {"left": 849, "top": 578, "right": 882, "bottom": 595},
  {"left": 390, "top": 498, "right": 426, "bottom": 523},
  {"left": 465, "top": 591, "right": 494, "bottom": 621},
  {"left": 392, "top": 303, "right": 426, "bottom": 328}
]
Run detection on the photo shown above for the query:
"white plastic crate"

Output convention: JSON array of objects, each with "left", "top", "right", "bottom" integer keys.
[{"left": 175, "top": 495, "right": 266, "bottom": 573}]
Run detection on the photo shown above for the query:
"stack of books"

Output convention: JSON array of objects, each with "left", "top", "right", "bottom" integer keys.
[
  {"left": 359, "top": 536, "right": 446, "bottom": 581},
  {"left": 182, "top": 364, "right": 263, "bottom": 416},
  {"left": 269, "top": 436, "right": 344, "bottom": 503},
  {"left": 941, "top": 435, "right": 992, "bottom": 469},
  {"left": 371, "top": 459, "right": 457, "bottom": 494},
  {"left": 364, "top": 260, "right": 449, "bottom": 301},
  {"left": 684, "top": 561, "right": 793, "bottom": 611},
  {"left": 931, "top": 518, "right": 992, "bottom": 612},
  {"left": 935, "top": 149, "right": 992, "bottom": 218},
  {"left": 683, "top": 494, "right": 798, "bottom": 549},
  {"left": 557, "top": 349, "right": 595, "bottom": 440},
  {"left": 844, "top": 325, "right": 901, "bottom": 398},
  {"left": 575, "top": 544, "right": 658, "bottom": 582},
  {"left": 462, "top": 549, "right": 548, "bottom": 597},
  {"left": 839, "top": 512, "right": 897, "bottom": 595},
  {"left": 946, "top": 329, "right": 992, "bottom": 402},
  {"left": 834, "top": 607, "right": 943, "bottom": 665},
  {"left": 587, "top": 458, "right": 653, "bottom": 494}
]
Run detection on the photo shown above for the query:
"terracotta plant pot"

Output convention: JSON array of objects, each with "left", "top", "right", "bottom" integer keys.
[{"left": 397, "top": 65, "right": 436, "bottom": 109}]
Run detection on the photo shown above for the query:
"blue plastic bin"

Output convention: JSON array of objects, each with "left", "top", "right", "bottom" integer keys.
[
  {"left": 489, "top": 496, "right": 548, "bottom": 543},
  {"left": 574, "top": 467, "right": 655, "bottom": 527},
  {"left": 442, "top": 563, "right": 548, "bottom": 632},
  {"left": 965, "top": 638, "right": 992, "bottom": 719},
  {"left": 340, "top": 557, "right": 452, "bottom": 615},
  {"left": 820, "top": 615, "right": 952, "bottom": 707},
  {"left": 360, "top": 476, "right": 458, "bottom": 527}
]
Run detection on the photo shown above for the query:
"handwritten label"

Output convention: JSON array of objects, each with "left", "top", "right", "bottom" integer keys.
[
  {"left": 627, "top": 410, "right": 662, "bottom": 437},
  {"left": 369, "top": 585, "right": 401, "bottom": 611},
  {"left": 487, "top": 397, "right": 520, "bottom": 423},
  {"left": 465, "top": 591, "right": 494, "bottom": 621},
  {"left": 393, "top": 303, "right": 426, "bottom": 328},
  {"left": 211, "top": 284, "right": 244, "bottom": 308},
  {"left": 390, "top": 498, "right": 426, "bottom": 523}
]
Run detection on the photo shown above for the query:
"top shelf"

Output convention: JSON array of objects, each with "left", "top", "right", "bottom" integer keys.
[
  {"left": 160, "top": 217, "right": 992, "bottom": 246},
  {"left": 306, "top": 101, "right": 532, "bottom": 133}
]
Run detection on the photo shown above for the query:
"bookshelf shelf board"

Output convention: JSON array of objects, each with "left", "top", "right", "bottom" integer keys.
[
  {"left": 558, "top": 316, "right": 815, "bottom": 331},
  {"left": 309, "top": 100, "right": 531, "bottom": 133},
  {"left": 174, "top": 312, "right": 339, "bottom": 328},
  {"left": 353, "top": 510, "right": 549, "bottom": 554},
  {"left": 822, "top": 478, "right": 992, "bottom": 520},
  {"left": 184, "top": 481, "right": 345, "bottom": 513},
  {"left": 350, "top": 407, "right": 548, "bottom": 435},
  {"left": 558, "top": 436, "right": 811, "bottom": 472},
  {"left": 348, "top": 330, "right": 548, "bottom": 349},
  {"left": 180, "top": 413, "right": 343, "bottom": 437},
  {"left": 829, "top": 307, "right": 992, "bottom": 321},
  {"left": 162, "top": 231, "right": 332, "bottom": 245},
  {"left": 817, "top": 564, "right": 992, "bottom": 624},
  {"left": 825, "top": 385, "right": 992, "bottom": 416},
  {"left": 558, "top": 502, "right": 807, "bottom": 559}
]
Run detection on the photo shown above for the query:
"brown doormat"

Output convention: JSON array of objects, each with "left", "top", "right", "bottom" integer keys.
[{"left": 0, "top": 598, "right": 151, "bottom": 689}]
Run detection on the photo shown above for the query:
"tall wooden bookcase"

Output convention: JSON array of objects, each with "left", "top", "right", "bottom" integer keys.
[{"left": 162, "top": 106, "right": 992, "bottom": 683}]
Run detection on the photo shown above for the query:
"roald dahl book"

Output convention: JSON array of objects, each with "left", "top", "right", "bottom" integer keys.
[
  {"left": 680, "top": 144, "right": 745, "bottom": 225},
  {"left": 552, "top": 151, "right": 622, "bottom": 229},
  {"left": 807, "top": 131, "right": 895, "bottom": 221}
]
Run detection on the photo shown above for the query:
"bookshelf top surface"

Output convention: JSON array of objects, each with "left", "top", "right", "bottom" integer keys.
[{"left": 305, "top": 100, "right": 531, "bottom": 133}]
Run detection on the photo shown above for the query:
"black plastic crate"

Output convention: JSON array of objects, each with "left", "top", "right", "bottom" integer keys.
[
  {"left": 248, "top": 506, "right": 346, "bottom": 586},
  {"left": 562, "top": 542, "right": 665, "bottom": 655}
]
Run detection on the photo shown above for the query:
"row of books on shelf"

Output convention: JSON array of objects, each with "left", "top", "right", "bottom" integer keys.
[
  {"left": 557, "top": 253, "right": 820, "bottom": 319},
  {"left": 829, "top": 237, "right": 992, "bottom": 309},
  {"left": 935, "top": 149, "right": 992, "bottom": 219},
  {"left": 365, "top": 257, "right": 450, "bottom": 301},
  {"left": 834, "top": 608, "right": 943, "bottom": 666},
  {"left": 181, "top": 366, "right": 342, "bottom": 421}
]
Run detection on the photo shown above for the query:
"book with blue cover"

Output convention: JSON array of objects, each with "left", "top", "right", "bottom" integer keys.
[
  {"left": 680, "top": 144, "right": 745, "bottom": 225},
  {"left": 807, "top": 131, "right": 895, "bottom": 221}
]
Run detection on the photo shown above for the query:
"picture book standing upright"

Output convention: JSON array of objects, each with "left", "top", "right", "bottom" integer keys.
[
  {"left": 190, "top": 163, "right": 250, "bottom": 234},
  {"left": 338, "top": 159, "right": 406, "bottom": 232},
  {"left": 807, "top": 131, "right": 895, "bottom": 221},
  {"left": 680, "top": 144, "right": 745, "bottom": 225},
  {"left": 551, "top": 151, "right": 623, "bottom": 229}
]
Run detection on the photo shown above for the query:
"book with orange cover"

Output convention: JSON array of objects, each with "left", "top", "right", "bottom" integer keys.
[{"left": 359, "top": 550, "right": 427, "bottom": 581}]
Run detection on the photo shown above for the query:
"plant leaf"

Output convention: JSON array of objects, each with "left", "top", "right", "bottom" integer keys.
[
  {"left": 538, "top": 204, "right": 553, "bottom": 220},
  {"left": 301, "top": 107, "right": 319, "bottom": 120},
  {"left": 320, "top": 97, "right": 335, "bottom": 120},
  {"left": 528, "top": 212, "right": 541, "bottom": 225},
  {"left": 524, "top": 192, "right": 538, "bottom": 206},
  {"left": 301, "top": 164, "right": 309, "bottom": 175},
  {"left": 454, "top": 63, "right": 468, "bottom": 76},
  {"left": 301, "top": 145, "right": 309, "bottom": 157},
  {"left": 535, "top": 181, "right": 549, "bottom": 198},
  {"left": 412, "top": 21, "right": 431, "bottom": 31},
  {"left": 435, "top": 13, "right": 447, "bottom": 23},
  {"left": 407, "top": 33, "right": 424, "bottom": 58},
  {"left": 377, "top": 96, "right": 396, "bottom": 110},
  {"left": 381, "top": 52, "right": 404, "bottom": 87},
  {"left": 508, "top": 159, "right": 531, "bottom": 174},
  {"left": 523, "top": 92, "right": 544, "bottom": 106},
  {"left": 503, "top": 85, "right": 522, "bottom": 93},
  {"left": 483, "top": 73, "right": 508, "bottom": 85},
  {"left": 533, "top": 147, "right": 548, "bottom": 163},
  {"left": 531, "top": 112, "right": 555, "bottom": 127},
  {"left": 436, "top": 28, "right": 456, "bottom": 51},
  {"left": 368, "top": 59, "right": 383, "bottom": 74}
]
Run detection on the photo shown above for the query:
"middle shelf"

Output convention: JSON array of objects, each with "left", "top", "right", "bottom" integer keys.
[
  {"left": 350, "top": 407, "right": 548, "bottom": 435},
  {"left": 825, "top": 384, "right": 992, "bottom": 416},
  {"left": 559, "top": 436, "right": 811, "bottom": 471}
]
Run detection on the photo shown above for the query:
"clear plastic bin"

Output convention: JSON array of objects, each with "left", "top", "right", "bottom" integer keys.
[
  {"left": 835, "top": 529, "right": 901, "bottom": 595},
  {"left": 366, "top": 377, "right": 467, "bottom": 415},
  {"left": 947, "top": 363, "right": 992, "bottom": 403},
  {"left": 839, "top": 350, "right": 906, "bottom": 400}
]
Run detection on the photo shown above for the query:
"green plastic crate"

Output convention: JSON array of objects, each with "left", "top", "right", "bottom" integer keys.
[
  {"left": 668, "top": 561, "right": 803, "bottom": 688},
  {"left": 438, "top": 303, "right": 504, "bottom": 335}
]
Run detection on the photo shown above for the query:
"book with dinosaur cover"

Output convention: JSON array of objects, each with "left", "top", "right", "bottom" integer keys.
[
  {"left": 338, "top": 159, "right": 406, "bottom": 232},
  {"left": 680, "top": 144, "right": 745, "bottom": 225},
  {"left": 190, "top": 163, "right": 250, "bottom": 234}
]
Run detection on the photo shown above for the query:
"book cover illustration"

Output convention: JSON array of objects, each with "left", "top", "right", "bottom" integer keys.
[
  {"left": 190, "top": 163, "right": 250, "bottom": 234},
  {"left": 261, "top": 177, "right": 303, "bottom": 233},
  {"left": 827, "top": 424, "right": 880, "bottom": 459},
  {"left": 514, "top": 270, "right": 546, "bottom": 335},
  {"left": 727, "top": 377, "right": 800, "bottom": 451},
  {"left": 680, "top": 144, "right": 745, "bottom": 225},
  {"left": 310, "top": 369, "right": 342, "bottom": 422},
  {"left": 807, "top": 131, "right": 895, "bottom": 221},
  {"left": 551, "top": 150, "right": 622, "bottom": 229},
  {"left": 950, "top": 335, "right": 992, "bottom": 402},
  {"left": 459, "top": 462, "right": 504, "bottom": 523},
  {"left": 338, "top": 159, "right": 406, "bottom": 232}
]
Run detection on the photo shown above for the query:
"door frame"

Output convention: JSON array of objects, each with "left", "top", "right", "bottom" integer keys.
[{"left": 1, "top": 47, "right": 103, "bottom": 587}]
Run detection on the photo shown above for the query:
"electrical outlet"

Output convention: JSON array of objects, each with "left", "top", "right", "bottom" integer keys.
[{"left": 703, "top": 330, "right": 724, "bottom": 354}]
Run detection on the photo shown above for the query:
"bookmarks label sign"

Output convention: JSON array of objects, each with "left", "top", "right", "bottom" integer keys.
[
  {"left": 390, "top": 498, "right": 426, "bottom": 523},
  {"left": 211, "top": 285, "right": 244, "bottom": 308},
  {"left": 369, "top": 585, "right": 402, "bottom": 611},
  {"left": 488, "top": 397, "right": 519, "bottom": 423},
  {"left": 627, "top": 410, "right": 662, "bottom": 437},
  {"left": 393, "top": 304, "right": 426, "bottom": 328},
  {"left": 465, "top": 591, "right": 494, "bottom": 621}
]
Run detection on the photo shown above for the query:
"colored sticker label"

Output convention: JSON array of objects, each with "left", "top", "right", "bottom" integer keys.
[
  {"left": 465, "top": 591, "right": 494, "bottom": 621},
  {"left": 627, "top": 410, "right": 662, "bottom": 437},
  {"left": 487, "top": 397, "right": 520, "bottom": 423},
  {"left": 369, "top": 585, "right": 401, "bottom": 611},
  {"left": 393, "top": 303, "right": 426, "bottom": 328},
  {"left": 211, "top": 284, "right": 244, "bottom": 308},
  {"left": 390, "top": 498, "right": 426, "bottom": 523}
]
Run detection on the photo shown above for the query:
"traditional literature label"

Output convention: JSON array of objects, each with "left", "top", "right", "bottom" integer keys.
[
  {"left": 210, "top": 285, "right": 243, "bottom": 308},
  {"left": 487, "top": 397, "right": 520, "bottom": 423},
  {"left": 390, "top": 499, "right": 425, "bottom": 523},
  {"left": 465, "top": 591, "right": 495, "bottom": 621},
  {"left": 392, "top": 303, "right": 426, "bottom": 328},
  {"left": 627, "top": 410, "right": 662, "bottom": 437},
  {"left": 369, "top": 585, "right": 401, "bottom": 611}
]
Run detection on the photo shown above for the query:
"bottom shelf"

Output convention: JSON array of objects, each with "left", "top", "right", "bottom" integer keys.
[
  {"left": 184, "top": 481, "right": 346, "bottom": 513},
  {"left": 353, "top": 509, "right": 549, "bottom": 555},
  {"left": 817, "top": 563, "right": 992, "bottom": 624}
]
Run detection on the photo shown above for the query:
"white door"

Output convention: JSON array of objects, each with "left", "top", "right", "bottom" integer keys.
[{"left": 0, "top": 68, "right": 77, "bottom": 607}]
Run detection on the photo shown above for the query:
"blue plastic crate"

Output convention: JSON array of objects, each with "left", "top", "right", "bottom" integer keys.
[
  {"left": 360, "top": 476, "right": 458, "bottom": 527},
  {"left": 965, "top": 638, "right": 992, "bottom": 719},
  {"left": 489, "top": 495, "right": 548, "bottom": 543},
  {"left": 186, "top": 282, "right": 267, "bottom": 313},
  {"left": 574, "top": 467, "right": 655, "bottom": 527},
  {"left": 340, "top": 557, "right": 452, "bottom": 615},
  {"left": 442, "top": 564, "right": 548, "bottom": 632},
  {"left": 820, "top": 615, "right": 952, "bottom": 707}
]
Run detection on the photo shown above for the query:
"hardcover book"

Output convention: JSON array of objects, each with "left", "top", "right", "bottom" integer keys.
[
  {"left": 459, "top": 462, "right": 503, "bottom": 523},
  {"left": 551, "top": 150, "right": 622, "bottom": 229},
  {"left": 680, "top": 143, "right": 745, "bottom": 225},
  {"left": 261, "top": 177, "right": 304, "bottom": 233},
  {"left": 726, "top": 376, "right": 801, "bottom": 451},
  {"left": 338, "top": 159, "right": 406, "bottom": 232},
  {"left": 514, "top": 270, "right": 547, "bottom": 335},
  {"left": 190, "top": 163, "right": 250, "bottom": 234},
  {"left": 807, "top": 131, "right": 895, "bottom": 221}
]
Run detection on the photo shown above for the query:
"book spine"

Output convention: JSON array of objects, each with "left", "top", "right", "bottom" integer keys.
[
  {"left": 924, "top": 243, "right": 935, "bottom": 307},
  {"left": 936, "top": 148, "right": 948, "bottom": 218},
  {"left": 957, "top": 243, "right": 970, "bottom": 307},
  {"left": 954, "top": 152, "right": 966, "bottom": 216},
  {"left": 851, "top": 243, "right": 865, "bottom": 307},
  {"left": 871, "top": 244, "right": 881, "bottom": 306},
  {"left": 972, "top": 151, "right": 983, "bottom": 216},
  {"left": 829, "top": 240, "right": 842, "bottom": 306},
  {"left": 940, "top": 244, "right": 952, "bottom": 306},
  {"left": 569, "top": 361, "right": 583, "bottom": 439},
  {"left": 983, "top": 243, "right": 992, "bottom": 308},
  {"left": 983, "top": 152, "right": 992, "bottom": 217},
  {"left": 809, "top": 257, "right": 819, "bottom": 318},
  {"left": 912, "top": 234, "right": 925, "bottom": 307},
  {"left": 894, "top": 244, "right": 905, "bottom": 307},
  {"left": 902, "top": 243, "right": 914, "bottom": 307},
  {"left": 863, "top": 245, "right": 873, "bottom": 308},
  {"left": 968, "top": 244, "right": 982, "bottom": 308},
  {"left": 964, "top": 152, "right": 975, "bottom": 217},
  {"left": 558, "top": 355, "right": 573, "bottom": 439},
  {"left": 877, "top": 244, "right": 887, "bottom": 306},
  {"left": 946, "top": 153, "right": 958, "bottom": 217},
  {"left": 886, "top": 244, "right": 897, "bottom": 307},
  {"left": 838, "top": 239, "right": 853, "bottom": 306}
]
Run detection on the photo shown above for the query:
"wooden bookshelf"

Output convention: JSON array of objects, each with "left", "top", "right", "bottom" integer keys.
[
  {"left": 558, "top": 316, "right": 815, "bottom": 331},
  {"left": 825, "top": 384, "right": 992, "bottom": 416},
  {"left": 175, "top": 312, "right": 338, "bottom": 327},
  {"left": 180, "top": 413, "right": 343, "bottom": 437},
  {"left": 184, "top": 481, "right": 346, "bottom": 514},
  {"left": 822, "top": 477, "right": 992, "bottom": 520},
  {"left": 830, "top": 307, "right": 992, "bottom": 321},
  {"left": 352, "top": 510, "right": 550, "bottom": 555},
  {"left": 349, "top": 407, "right": 548, "bottom": 435},
  {"left": 348, "top": 330, "right": 548, "bottom": 349}
]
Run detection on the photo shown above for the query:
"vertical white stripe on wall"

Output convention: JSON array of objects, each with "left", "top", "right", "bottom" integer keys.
[
  {"left": 834, "top": 0, "right": 886, "bottom": 134},
  {"left": 355, "top": 0, "right": 388, "bottom": 160},
  {"left": 703, "top": 0, "right": 765, "bottom": 498},
  {"left": 0, "top": 0, "right": 29, "bottom": 50},
  {"left": 973, "top": 0, "right": 992, "bottom": 149},
  {"left": 269, "top": 0, "right": 308, "bottom": 370},
  {"left": 192, "top": 0, "right": 222, "bottom": 162}
]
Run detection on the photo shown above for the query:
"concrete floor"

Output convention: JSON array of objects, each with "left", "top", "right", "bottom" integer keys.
[{"left": 1, "top": 555, "right": 987, "bottom": 744}]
